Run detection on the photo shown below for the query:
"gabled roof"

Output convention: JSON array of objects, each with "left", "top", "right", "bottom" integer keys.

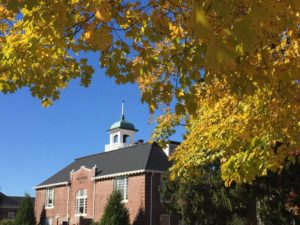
[
  {"left": 0, "top": 192, "right": 34, "bottom": 209},
  {"left": 37, "top": 143, "right": 170, "bottom": 188}
]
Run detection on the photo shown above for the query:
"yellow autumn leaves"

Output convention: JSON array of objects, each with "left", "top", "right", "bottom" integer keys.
[
  {"left": 169, "top": 80, "right": 300, "bottom": 185},
  {"left": 1, "top": 0, "right": 300, "bottom": 185}
]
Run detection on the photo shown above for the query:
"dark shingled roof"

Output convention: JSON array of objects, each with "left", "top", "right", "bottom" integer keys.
[
  {"left": 0, "top": 193, "right": 34, "bottom": 209},
  {"left": 38, "top": 143, "right": 170, "bottom": 187}
]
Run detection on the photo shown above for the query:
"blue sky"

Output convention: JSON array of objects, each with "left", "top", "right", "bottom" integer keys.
[{"left": 0, "top": 53, "right": 183, "bottom": 197}]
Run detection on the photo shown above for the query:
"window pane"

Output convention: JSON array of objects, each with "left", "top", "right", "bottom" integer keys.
[
  {"left": 46, "top": 189, "right": 54, "bottom": 207},
  {"left": 76, "top": 189, "right": 87, "bottom": 215},
  {"left": 8, "top": 212, "right": 14, "bottom": 220},
  {"left": 46, "top": 218, "right": 53, "bottom": 225},
  {"left": 114, "top": 135, "right": 118, "bottom": 143},
  {"left": 160, "top": 214, "right": 170, "bottom": 225},
  {"left": 114, "top": 176, "right": 128, "bottom": 201}
]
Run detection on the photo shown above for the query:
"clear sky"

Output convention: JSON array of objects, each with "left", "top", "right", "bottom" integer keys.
[{"left": 0, "top": 53, "right": 183, "bottom": 197}]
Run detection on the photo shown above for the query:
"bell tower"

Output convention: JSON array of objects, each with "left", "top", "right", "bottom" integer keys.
[{"left": 105, "top": 100, "right": 138, "bottom": 152}]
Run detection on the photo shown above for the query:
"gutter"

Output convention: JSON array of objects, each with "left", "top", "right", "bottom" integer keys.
[
  {"left": 150, "top": 172, "right": 154, "bottom": 225},
  {"left": 93, "top": 180, "right": 96, "bottom": 220},
  {"left": 93, "top": 169, "right": 163, "bottom": 181},
  {"left": 34, "top": 182, "right": 69, "bottom": 189},
  {"left": 67, "top": 185, "right": 70, "bottom": 218}
]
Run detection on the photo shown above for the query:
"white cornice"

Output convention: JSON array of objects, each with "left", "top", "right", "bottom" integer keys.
[
  {"left": 34, "top": 170, "right": 165, "bottom": 189},
  {"left": 93, "top": 169, "right": 164, "bottom": 180},
  {"left": 34, "top": 182, "right": 69, "bottom": 190}
]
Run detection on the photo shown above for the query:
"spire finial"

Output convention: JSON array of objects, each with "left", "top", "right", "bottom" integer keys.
[{"left": 121, "top": 99, "right": 125, "bottom": 120}]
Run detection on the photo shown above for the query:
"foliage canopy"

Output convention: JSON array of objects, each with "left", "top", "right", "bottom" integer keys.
[{"left": 1, "top": 0, "right": 300, "bottom": 184}]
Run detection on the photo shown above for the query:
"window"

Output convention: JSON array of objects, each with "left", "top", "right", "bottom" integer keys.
[
  {"left": 76, "top": 189, "right": 87, "bottom": 215},
  {"left": 45, "top": 218, "right": 53, "bottom": 225},
  {"left": 7, "top": 212, "right": 14, "bottom": 220},
  {"left": 114, "top": 176, "right": 128, "bottom": 202},
  {"left": 45, "top": 188, "right": 54, "bottom": 207},
  {"left": 123, "top": 135, "right": 130, "bottom": 144},
  {"left": 113, "top": 135, "right": 118, "bottom": 143},
  {"left": 160, "top": 214, "right": 170, "bottom": 225}
]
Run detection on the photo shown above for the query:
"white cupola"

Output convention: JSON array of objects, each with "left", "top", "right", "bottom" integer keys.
[{"left": 105, "top": 100, "right": 138, "bottom": 152}]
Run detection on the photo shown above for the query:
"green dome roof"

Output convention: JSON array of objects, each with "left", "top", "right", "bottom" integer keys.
[{"left": 109, "top": 116, "right": 138, "bottom": 131}]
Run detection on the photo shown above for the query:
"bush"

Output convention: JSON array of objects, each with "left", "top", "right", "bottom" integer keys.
[
  {"left": 99, "top": 191, "right": 130, "bottom": 225},
  {"left": 0, "top": 220, "right": 14, "bottom": 225}
]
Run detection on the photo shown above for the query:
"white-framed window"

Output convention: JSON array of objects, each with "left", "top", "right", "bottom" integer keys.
[
  {"left": 76, "top": 189, "right": 87, "bottom": 215},
  {"left": 45, "top": 218, "right": 53, "bottom": 225},
  {"left": 123, "top": 135, "right": 130, "bottom": 143},
  {"left": 45, "top": 188, "right": 54, "bottom": 208},
  {"left": 114, "top": 176, "right": 128, "bottom": 202},
  {"left": 7, "top": 212, "right": 14, "bottom": 220},
  {"left": 160, "top": 214, "right": 170, "bottom": 225},
  {"left": 113, "top": 135, "right": 118, "bottom": 143}
]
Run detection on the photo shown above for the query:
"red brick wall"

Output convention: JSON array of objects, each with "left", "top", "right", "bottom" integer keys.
[
  {"left": 93, "top": 174, "right": 146, "bottom": 224},
  {"left": 93, "top": 178, "right": 113, "bottom": 221},
  {"left": 127, "top": 174, "right": 146, "bottom": 223},
  {"left": 69, "top": 166, "right": 95, "bottom": 221},
  {"left": 35, "top": 186, "right": 69, "bottom": 225},
  {"left": 144, "top": 173, "right": 180, "bottom": 225},
  {"left": 35, "top": 171, "right": 179, "bottom": 225}
]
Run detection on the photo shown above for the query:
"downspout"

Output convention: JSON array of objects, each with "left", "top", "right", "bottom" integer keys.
[
  {"left": 150, "top": 172, "right": 154, "bottom": 225},
  {"left": 93, "top": 180, "right": 96, "bottom": 220},
  {"left": 67, "top": 185, "right": 70, "bottom": 220}
]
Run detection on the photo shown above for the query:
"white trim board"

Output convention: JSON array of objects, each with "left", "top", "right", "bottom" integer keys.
[
  {"left": 34, "top": 170, "right": 165, "bottom": 189},
  {"left": 34, "top": 182, "right": 69, "bottom": 190},
  {"left": 93, "top": 169, "right": 164, "bottom": 180}
]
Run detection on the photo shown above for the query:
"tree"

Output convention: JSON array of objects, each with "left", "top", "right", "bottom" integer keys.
[
  {"left": 160, "top": 161, "right": 300, "bottom": 225},
  {"left": 255, "top": 161, "right": 300, "bottom": 224},
  {"left": 99, "top": 191, "right": 130, "bottom": 225},
  {"left": 14, "top": 193, "right": 36, "bottom": 225},
  {"left": 160, "top": 163, "right": 250, "bottom": 225},
  {"left": 1, "top": 0, "right": 300, "bottom": 184},
  {"left": 132, "top": 207, "right": 146, "bottom": 225}
]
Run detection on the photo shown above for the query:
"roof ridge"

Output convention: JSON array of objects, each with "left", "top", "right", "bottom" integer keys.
[{"left": 75, "top": 142, "right": 150, "bottom": 161}]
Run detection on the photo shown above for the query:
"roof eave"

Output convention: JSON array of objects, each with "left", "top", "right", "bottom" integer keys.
[
  {"left": 93, "top": 169, "right": 164, "bottom": 181},
  {"left": 34, "top": 181, "right": 69, "bottom": 190}
]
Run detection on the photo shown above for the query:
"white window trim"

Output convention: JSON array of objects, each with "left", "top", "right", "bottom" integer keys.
[
  {"left": 75, "top": 189, "right": 87, "bottom": 216},
  {"left": 46, "top": 218, "right": 53, "bottom": 225},
  {"left": 160, "top": 214, "right": 171, "bottom": 225},
  {"left": 45, "top": 188, "right": 54, "bottom": 208},
  {"left": 7, "top": 212, "right": 14, "bottom": 220},
  {"left": 114, "top": 176, "right": 128, "bottom": 202}
]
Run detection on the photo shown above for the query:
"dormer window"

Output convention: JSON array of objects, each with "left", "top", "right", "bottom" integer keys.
[
  {"left": 123, "top": 135, "right": 130, "bottom": 144},
  {"left": 113, "top": 135, "right": 118, "bottom": 143}
]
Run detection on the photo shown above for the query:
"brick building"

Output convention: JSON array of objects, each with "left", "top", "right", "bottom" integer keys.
[
  {"left": 34, "top": 103, "right": 179, "bottom": 225},
  {"left": 0, "top": 192, "right": 34, "bottom": 221}
]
